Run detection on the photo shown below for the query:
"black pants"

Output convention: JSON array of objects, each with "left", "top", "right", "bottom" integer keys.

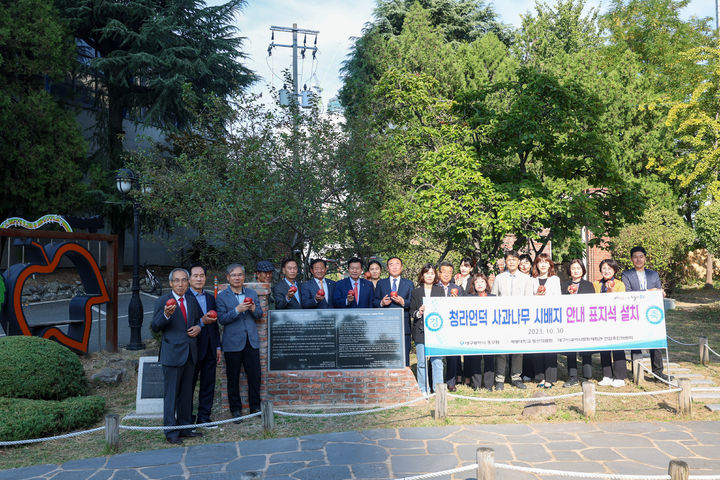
[
  {"left": 601, "top": 350, "right": 627, "bottom": 379},
  {"left": 445, "top": 356, "right": 461, "bottom": 387},
  {"left": 533, "top": 353, "right": 558, "bottom": 383},
  {"left": 224, "top": 345, "right": 261, "bottom": 413},
  {"left": 566, "top": 352, "right": 594, "bottom": 379},
  {"left": 466, "top": 355, "right": 495, "bottom": 389},
  {"left": 192, "top": 348, "right": 218, "bottom": 422},
  {"left": 162, "top": 357, "right": 195, "bottom": 440},
  {"left": 631, "top": 349, "right": 664, "bottom": 375}
]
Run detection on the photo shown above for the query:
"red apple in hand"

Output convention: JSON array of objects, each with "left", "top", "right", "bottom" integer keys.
[
  {"left": 390, "top": 291, "right": 398, "bottom": 298},
  {"left": 568, "top": 284, "right": 578, "bottom": 294},
  {"left": 317, "top": 289, "right": 325, "bottom": 297},
  {"left": 244, "top": 297, "right": 254, "bottom": 305},
  {"left": 288, "top": 286, "right": 297, "bottom": 294},
  {"left": 166, "top": 298, "right": 177, "bottom": 307},
  {"left": 607, "top": 279, "right": 615, "bottom": 289},
  {"left": 478, "top": 291, "right": 487, "bottom": 297},
  {"left": 450, "top": 288, "right": 459, "bottom": 297},
  {"left": 206, "top": 310, "right": 217, "bottom": 319},
  {"left": 348, "top": 289, "right": 355, "bottom": 297},
  {"left": 537, "top": 285, "right": 546, "bottom": 295},
  {"left": 364, "top": 271, "right": 372, "bottom": 280}
]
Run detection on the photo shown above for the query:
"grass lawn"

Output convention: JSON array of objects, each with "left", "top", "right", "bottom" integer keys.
[{"left": 1, "top": 285, "right": 719, "bottom": 470}]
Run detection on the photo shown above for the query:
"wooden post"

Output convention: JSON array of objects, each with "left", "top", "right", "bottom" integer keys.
[
  {"left": 104, "top": 414, "right": 119, "bottom": 451},
  {"left": 476, "top": 447, "right": 495, "bottom": 480},
  {"left": 668, "top": 459, "right": 689, "bottom": 480},
  {"left": 678, "top": 379, "right": 692, "bottom": 416},
  {"left": 699, "top": 337, "right": 709, "bottom": 366},
  {"left": 434, "top": 383, "right": 447, "bottom": 420},
  {"left": 582, "top": 381, "right": 596, "bottom": 418},
  {"left": 632, "top": 359, "right": 645, "bottom": 386},
  {"left": 261, "top": 400, "right": 274, "bottom": 432}
]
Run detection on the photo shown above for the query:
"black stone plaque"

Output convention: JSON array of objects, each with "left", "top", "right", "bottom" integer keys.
[
  {"left": 269, "top": 309, "right": 405, "bottom": 371},
  {"left": 140, "top": 361, "right": 164, "bottom": 399}
]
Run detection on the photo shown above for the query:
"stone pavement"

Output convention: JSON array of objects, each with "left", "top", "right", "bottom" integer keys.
[{"left": 2, "top": 421, "right": 719, "bottom": 480}]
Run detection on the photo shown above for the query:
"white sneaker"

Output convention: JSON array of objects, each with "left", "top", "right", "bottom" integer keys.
[
  {"left": 611, "top": 379, "right": 625, "bottom": 388},
  {"left": 598, "top": 377, "right": 613, "bottom": 386}
]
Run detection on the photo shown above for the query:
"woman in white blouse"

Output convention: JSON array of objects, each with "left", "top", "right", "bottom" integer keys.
[{"left": 532, "top": 253, "right": 561, "bottom": 388}]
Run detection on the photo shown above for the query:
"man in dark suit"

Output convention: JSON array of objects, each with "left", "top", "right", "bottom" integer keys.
[
  {"left": 437, "top": 261, "right": 464, "bottom": 391},
  {"left": 333, "top": 257, "right": 374, "bottom": 308},
  {"left": 374, "top": 256, "right": 414, "bottom": 365},
  {"left": 273, "top": 258, "right": 302, "bottom": 309},
  {"left": 216, "top": 263, "right": 264, "bottom": 421},
  {"left": 151, "top": 268, "right": 202, "bottom": 444},
  {"left": 300, "top": 258, "right": 335, "bottom": 309},
  {"left": 188, "top": 264, "right": 221, "bottom": 427},
  {"left": 621, "top": 246, "right": 669, "bottom": 381}
]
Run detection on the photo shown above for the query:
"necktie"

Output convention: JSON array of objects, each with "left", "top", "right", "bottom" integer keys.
[
  {"left": 178, "top": 297, "right": 187, "bottom": 325},
  {"left": 392, "top": 278, "right": 397, "bottom": 293},
  {"left": 353, "top": 281, "right": 358, "bottom": 300}
]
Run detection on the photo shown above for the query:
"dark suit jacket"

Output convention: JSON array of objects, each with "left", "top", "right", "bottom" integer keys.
[
  {"left": 273, "top": 278, "right": 302, "bottom": 309},
  {"left": 621, "top": 269, "right": 662, "bottom": 292},
  {"left": 190, "top": 289, "right": 220, "bottom": 361},
  {"left": 409, "top": 284, "right": 445, "bottom": 345},
  {"left": 300, "top": 277, "right": 335, "bottom": 309},
  {"left": 561, "top": 280, "right": 595, "bottom": 295},
  {"left": 333, "top": 277, "right": 374, "bottom": 308},
  {"left": 373, "top": 277, "right": 414, "bottom": 332},
  {"left": 151, "top": 292, "right": 200, "bottom": 367},
  {"left": 438, "top": 282, "right": 464, "bottom": 297},
  {"left": 216, "top": 286, "right": 263, "bottom": 351}
]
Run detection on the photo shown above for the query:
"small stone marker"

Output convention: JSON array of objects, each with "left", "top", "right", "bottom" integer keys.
[
  {"left": 705, "top": 404, "right": 720, "bottom": 412},
  {"left": 522, "top": 391, "right": 557, "bottom": 417},
  {"left": 135, "top": 356, "right": 163, "bottom": 416}
]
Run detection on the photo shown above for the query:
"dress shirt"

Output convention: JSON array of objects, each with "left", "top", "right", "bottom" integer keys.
[
  {"left": 285, "top": 278, "right": 300, "bottom": 303},
  {"left": 637, "top": 270, "right": 647, "bottom": 290}
]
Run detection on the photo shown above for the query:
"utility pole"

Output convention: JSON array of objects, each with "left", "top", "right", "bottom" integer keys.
[{"left": 268, "top": 24, "right": 319, "bottom": 106}]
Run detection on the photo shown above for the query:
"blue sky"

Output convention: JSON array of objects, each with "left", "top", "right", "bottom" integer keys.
[{"left": 219, "top": 0, "right": 714, "bottom": 106}]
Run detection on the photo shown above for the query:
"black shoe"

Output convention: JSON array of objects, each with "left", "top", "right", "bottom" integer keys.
[
  {"left": 494, "top": 382, "right": 504, "bottom": 391},
  {"left": 481, "top": 385, "right": 493, "bottom": 392},
  {"left": 654, "top": 373, "right": 674, "bottom": 383},
  {"left": 231, "top": 410, "right": 243, "bottom": 424},
  {"left": 249, "top": 408, "right": 261, "bottom": 414},
  {"left": 511, "top": 380, "right": 527, "bottom": 389},
  {"left": 166, "top": 437, "right": 183, "bottom": 445},
  {"left": 563, "top": 377, "right": 579, "bottom": 388},
  {"left": 180, "top": 430, "right": 203, "bottom": 438},
  {"left": 197, "top": 417, "right": 218, "bottom": 429},
  {"left": 447, "top": 385, "right": 457, "bottom": 392}
]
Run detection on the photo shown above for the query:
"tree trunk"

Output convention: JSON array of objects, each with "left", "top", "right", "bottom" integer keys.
[
  {"left": 705, "top": 251, "right": 714, "bottom": 288},
  {"left": 108, "top": 86, "right": 128, "bottom": 272}
]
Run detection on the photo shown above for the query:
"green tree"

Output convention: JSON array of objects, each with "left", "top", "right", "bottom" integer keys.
[
  {"left": 696, "top": 201, "right": 720, "bottom": 259},
  {"left": 0, "top": 0, "right": 87, "bottom": 222}
]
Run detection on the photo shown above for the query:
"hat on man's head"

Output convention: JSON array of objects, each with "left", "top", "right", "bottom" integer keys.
[{"left": 256, "top": 260, "right": 275, "bottom": 272}]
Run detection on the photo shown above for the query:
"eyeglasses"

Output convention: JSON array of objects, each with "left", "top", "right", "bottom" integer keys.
[
  {"left": 229, "top": 273, "right": 245, "bottom": 278},
  {"left": 171, "top": 278, "right": 189, "bottom": 283}
]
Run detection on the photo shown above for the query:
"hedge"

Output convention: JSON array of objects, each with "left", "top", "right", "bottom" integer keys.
[
  {"left": 0, "top": 336, "right": 87, "bottom": 400},
  {"left": 0, "top": 396, "right": 105, "bottom": 442}
]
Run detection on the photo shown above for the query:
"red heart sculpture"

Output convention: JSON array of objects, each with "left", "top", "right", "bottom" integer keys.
[{"left": 2, "top": 240, "right": 109, "bottom": 353}]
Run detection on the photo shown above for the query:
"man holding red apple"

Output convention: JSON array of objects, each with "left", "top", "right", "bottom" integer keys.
[
  {"left": 437, "top": 261, "right": 465, "bottom": 391},
  {"left": 273, "top": 258, "right": 302, "bottom": 309},
  {"left": 216, "top": 264, "right": 264, "bottom": 421},
  {"left": 373, "top": 257, "right": 414, "bottom": 365},
  {"left": 333, "top": 257, "right": 374, "bottom": 308},
  {"left": 300, "top": 258, "right": 335, "bottom": 309},
  {"left": 151, "top": 268, "right": 202, "bottom": 444},
  {"left": 188, "top": 264, "right": 221, "bottom": 427}
]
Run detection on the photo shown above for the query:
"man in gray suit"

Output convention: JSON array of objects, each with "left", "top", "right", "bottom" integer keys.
[
  {"left": 151, "top": 268, "right": 202, "bottom": 444},
  {"left": 217, "top": 263, "right": 264, "bottom": 421},
  {"left": 490, "top": 250, "right": 534, "bottom": 390},
  {"left": 621, "top": 246, "right": 669, "bottom": 381}
]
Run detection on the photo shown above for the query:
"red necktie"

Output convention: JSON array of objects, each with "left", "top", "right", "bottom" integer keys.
[
  {"left": 178, "top": 297, "right": 187, "bottom": 325},
  {"left": 353, "top": 281, "right": 358, "bottom": 300}
]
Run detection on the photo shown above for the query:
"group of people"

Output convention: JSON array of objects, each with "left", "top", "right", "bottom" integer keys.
[{"left": 149, "top": 245, "right": 666, "bottom": 443}]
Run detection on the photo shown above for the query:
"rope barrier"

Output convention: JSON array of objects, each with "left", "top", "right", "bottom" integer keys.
[
  {"left": 274, "top": 395, "right": 432, "bottom": 418},
  {"left": 0, "top": 426, "right": 105, "bottom": 447},
  {"left": 447, "top": 391, "right": 583, "bottom": 402},
  {"left": 638, "top": 362, "right": 680, "bottom": 387},
  {"left": 596, "top": 387, "right": 682, "bottom": 397},
  {"left": 497, "top": 463, "right": 672, "bottom": 479},
  {"left": 667, "top": 335, "right": 699, "bottom": 346},
  {"left": 706, "top": 344, "right": 720, "bottom": 359},
  {"left": 119, "top": 412, "right": 262, "bottom": 431}
]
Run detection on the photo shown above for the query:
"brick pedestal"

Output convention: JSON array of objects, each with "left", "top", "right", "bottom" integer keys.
[{"left": 220, "top": 282, "right": 423, "bottom": 411}]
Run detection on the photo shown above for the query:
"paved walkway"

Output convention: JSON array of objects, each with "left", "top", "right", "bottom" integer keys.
[{"left": 2, "top": 421, "right": 719, "bottom": 480}]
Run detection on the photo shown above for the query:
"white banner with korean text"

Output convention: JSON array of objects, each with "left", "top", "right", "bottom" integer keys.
[{"left": 423, "top": 291, "right": 667, "bottom": 356}]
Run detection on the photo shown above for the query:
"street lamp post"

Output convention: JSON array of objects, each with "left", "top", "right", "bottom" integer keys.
[{"left": 116, "top": 168, "right": 145, "bottom": 350}]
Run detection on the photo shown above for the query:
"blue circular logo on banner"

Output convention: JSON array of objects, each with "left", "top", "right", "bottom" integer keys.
[
  {"left": 425, "top": 313, "right": 443, "bottom": 332},
  {"left": 646, "top": 306, "right": 664, "bottom": 325}
]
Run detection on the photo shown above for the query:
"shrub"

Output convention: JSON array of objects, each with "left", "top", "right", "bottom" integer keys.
[
  {"left": 0, "top": 396, "right": 105, "bottom": 442},
  {"left": 696, "top": 201, "right": 720, "bottom": 257},
  {"left": 611, "top": 205, "right": 695, "bottom": 292},
  {"left": 0, "top": 336, "right": 87, "bottom": 400}
]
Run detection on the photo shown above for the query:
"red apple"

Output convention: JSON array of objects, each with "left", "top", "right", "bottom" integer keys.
[
  {"left": 364, "top": 271, "right": 372, "bottom": 280},
  {"left": 206, "top": 310, "right": 217, "bottom": 319},
  {"left": 243, "top": 297, "right": 254, "bottom": 305},
  {"left": 607, "top": 279, "right": 615, "bottom": 289},
  {"left": 288, "top": 285, "right": 297, "bottom": 294},
  {"left": 390, "top": 291, "right": 398, "bottom": 298},
  {"left": 537, "top": 285, "right": 546, "bottom": 295},
  {"left": 348, "top": 289, "right": 355, "bottom": 297},
  {"left": 450, "top": 288, "right": 459, "bottom": 296},
  {"left": 166, "top": 298, "right": 177, "bottom": 307},
  {"left": 478, "top": 291, "right": 487, "bottom": 297},
  {"left": 568, "top": 284, "right": 578, "bottom": 294},
  {"left": 317, "top": 289, "right": 325, "bottom": 297}
]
